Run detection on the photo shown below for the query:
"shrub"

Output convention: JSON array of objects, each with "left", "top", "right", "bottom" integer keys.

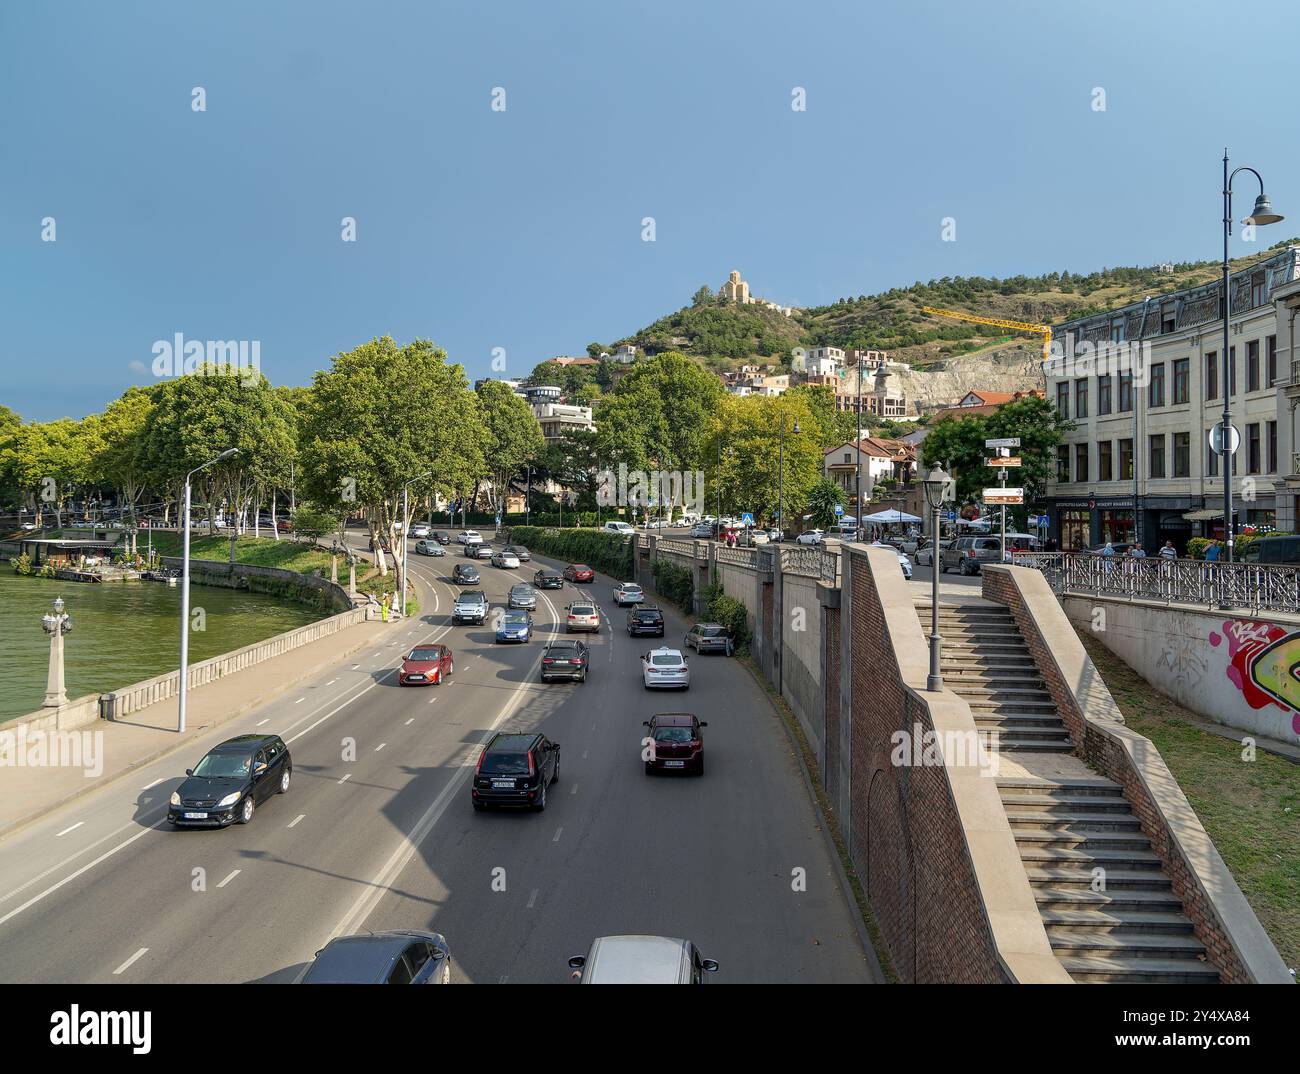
[
  {"left": 504, "top": 526, "right": 635, "bottom": 580},
  {"left": 653, "top": 557, "right": 695, "bottom": 610},
  {"left": 700, "top": 583, "right": 752, "bottom": 653}
]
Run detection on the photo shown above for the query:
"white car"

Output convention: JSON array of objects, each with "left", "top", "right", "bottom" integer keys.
[
  {"left": 457, "top": 530, "right": 481, "bottom": 545},
  {"left": 612, "top": 582, "right": 644, "bottom": 606},
  {"left": 491, "top": 551, "right": 521, "bottom": 569},
  {"left": 641, "top": 648, "right": 690, "bottom": 690},
  {"left": 871, "top": 542, "right": 913, "bottom": 579},
  {"left": 603, "top": 521, "right": 635, "bottom": 535},
  {"left": 795, "top": 530, "right": 825, "bottom": 546},
  {"left": 411, "top": 524, "right": 430, "bottom": 539}
]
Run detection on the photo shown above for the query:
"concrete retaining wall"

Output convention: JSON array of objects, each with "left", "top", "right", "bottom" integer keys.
[
  {"left": 780, "top": 570, "right": 824, "bottom": 759},
  {"left": 160, "top": 556, "right": 355, "bottom": 615}
]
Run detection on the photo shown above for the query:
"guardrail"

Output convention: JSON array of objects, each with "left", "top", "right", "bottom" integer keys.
[
  {"left": 715, "top": 545, "right": 758, "bottom": 568},
  {"left": 780, "top": 546, "right": 822, "bottom": 578},
  {"left": 1010, "top": 550, "right": 1300, "bottom": 615}
]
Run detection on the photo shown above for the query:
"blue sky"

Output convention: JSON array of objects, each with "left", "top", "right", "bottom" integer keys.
[{"left": 3, "top": 0, "right": 1298, "bottom": 420}]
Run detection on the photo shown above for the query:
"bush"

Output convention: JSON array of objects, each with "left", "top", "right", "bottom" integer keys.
[
  {"left": 1186, "top": 537, "right": 1217, "bottom": 560},
  {"left": 700, "top": 583, "right": 752, "bottom": 653},
  {"left": 1186, "top": 531, "right": 1292, "bottom": 559},
  {"left": 653, "top": 557, "right": 695, "bottom": 610},
  {"left": 504, "top": 525, "right": 635, "bottom": 580}
]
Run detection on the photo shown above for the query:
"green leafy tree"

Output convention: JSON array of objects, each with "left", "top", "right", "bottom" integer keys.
[
  {"left": 476, "top": 380, "right": 545, "bottom": 514},
  {"left": 805, "top": 477, "right": 847, "bottom": 529}
]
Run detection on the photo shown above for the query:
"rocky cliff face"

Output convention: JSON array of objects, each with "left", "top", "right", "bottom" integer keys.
[{"left": 843, "top": 345, "right": 1044, "bottom": 414}]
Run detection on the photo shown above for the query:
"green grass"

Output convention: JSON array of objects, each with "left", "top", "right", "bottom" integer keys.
[
  {"left": 146, "top": 533, "right": 335, "bottom": 575},
  {"left": 1080, "top": 631, "right": 1300, "bottom": 971}
]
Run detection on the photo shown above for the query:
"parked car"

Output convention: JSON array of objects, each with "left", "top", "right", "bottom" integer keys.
[
  {"left": 794, "top": 530, "right": 825, "bottom": 546},
  {"left": 690, "top": 523, "right": 714, "bottom": 539},
  {"left": 940, "top": 536, "right": 1003, "bottom": 575},
  {"left": 508, "top": 584, "right": 538, "bottom": 610},
  {"left": 534, "top": 568, "right": 564, "bottom": 589},
  {"left": 415, "top": 539, "right": 445, "bottom": 556},
  {"left": 471, "top": 732, "right": 560, "bottom": 811},
  {"left": 276, "top": 518, "right": 293, "bottom": 533},
  {"left": 566, "top": 602, "right": 600, "bottom": 633},
  {"left": 913, "top": 537, "right": 952, "bottom": 567},
  {"left": 495, "top": 609, "right": 532, "bottom": 643},
  {"left": 410, "top": 523, "right": 430, "bottom": 539},
  {"left": 453, "top": 590, "right": 488, "bottom": 624},
  {"left": 563, "top": 563, "right": 595, "bottom": 583},
  {"left": 603, "top": 521, "right": 635, "bottom": 535},
  {"left": 491, "top": 550, "right": 521, "bottom": 569},
  {"left": 684, "top": 623, "right": 731, "bottom": 655},
  {"left": 399, "top": 644, "right": 454, "bottom": 686},
  {"left": 643, "top": 712, "right": 707, "bottom": 774},
  {"left": 502, "top": 543, "right": 531, "bottom": 562},
  {"left": 627, "top": 605, "right": 665, "bottom": 637},
  {"left": 568, "top": 936, "right": 718, "bottom": 984},
  {"left": 303, "top": 931, "right": 451, "bottom": 984},
  {"left": 612, "top": 582, "right": 644, "bottom": 606},
  {"left": 452, "top": 563, "right": 480, "bottom": 585},
  {"left": 168, "top": 735, "right": 291, "bottom": 828},
  {"left": 1242, "top": 535, "right": 1300, "bottom": 564},
  {"left": 540, "top": 639, "right": 590, "bottom": 683},
  {"left": 641, "top": 647, "right": 690, "bottom": 690}
]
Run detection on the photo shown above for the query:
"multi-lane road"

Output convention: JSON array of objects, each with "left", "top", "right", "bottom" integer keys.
[{"left": 0, "top": 535, "right": 876, "bottom": 984}]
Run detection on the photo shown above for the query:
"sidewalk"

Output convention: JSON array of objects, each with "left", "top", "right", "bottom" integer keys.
[{"left": 0, "top": 617, "right": 391, "bottom": 838}]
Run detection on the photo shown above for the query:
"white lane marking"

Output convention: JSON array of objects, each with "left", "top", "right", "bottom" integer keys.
[
  {"left": 405, "top": 718, "right": 414, "bottom": 726},
  {"left": 217, "top": 869, "right": 240, "bottom": 888},
  {"left": 326, "top": 679, "right": 337, "bottom": 686},
  {"left": 55, "top": 822, "right": 84, "bottom": 838},
  {"left": 337, "top": 773, "right": 352, "bottom": 785},
  {"left": 526, "top": 888, "right": 538, "bottom": 909},
  {"left": 113, "top": 948, "right": 148, "bottom": 975},
  {"left": 375, "top": 743, "right": 387, "bottom": 752},
  {"left": 256, "top": 718, "right": 270, "bottom": 726},
  {"left": 294, "top": 698, "right": 305, "bottom": 704},
  {"left": 582, "top": 750, "right": 588, "bottom": 759},
  {"left": 141, "top": 777, "right": 166, "bottom": 791},
  {"left": 552, "top": 827, "right": 563, "bottom": 843},
  {"left": 428, "top": 697, "right": 438, "bottom": 704},
  {"left": 352, "top": 664, "right": 360, "bottom": 670},
  {"left": 288, "top": 814, "right": 306, "bottom": 828},
  {"left": 570, "top": 784, "right": 578, "bottom": 795}
]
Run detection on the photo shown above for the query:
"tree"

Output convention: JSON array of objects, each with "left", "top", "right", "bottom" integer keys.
[
  {"left": 691, "top": 284, "right": 715, "bottom": 308},
  {"left": 476, "top": 380, "right": 545, "bottom": 514},
  {"left": 94, "top": 385, "right": 157, "bottom": 551},
  {"left": 707, "top": 394, "right": 822, "bottom": 527},
  {"left": 805, "top": 477, "right": 847, "bottom": 529}
]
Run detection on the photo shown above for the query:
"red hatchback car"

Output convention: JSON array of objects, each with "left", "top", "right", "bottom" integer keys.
[
  {"left": 563, "top": 563, "right": 595, "bottom": 583},
  {"left": 399, "top": 644, "right": 454, "bottom": 686},
  {"left": 643, "top": 712, "right": 707, "bottom": 775}
]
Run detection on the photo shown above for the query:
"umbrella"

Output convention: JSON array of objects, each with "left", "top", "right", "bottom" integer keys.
[{"left": 861, "top": 509, "right": 921, "bottom": 524}]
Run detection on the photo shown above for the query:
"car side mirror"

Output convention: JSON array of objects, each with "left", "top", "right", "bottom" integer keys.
[
  {"left": 701, "top": 959, "right": 720, "bottom": 973},
  {"left": 643, "top": 721, "right": 651, "bottom": 727},
  {"left": 699, "top": 721, "right": 708, "bottom": 728},
  {"left": 568, "top": 956, "right": 586, "bottom": 970},
  {"left": 185, "top": 769, "right": 193, "bottom": 776}
]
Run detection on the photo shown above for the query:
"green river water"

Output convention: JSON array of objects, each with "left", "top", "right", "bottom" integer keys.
[{"left": 0, "top": 572, "right": 322, "bottom": 723}]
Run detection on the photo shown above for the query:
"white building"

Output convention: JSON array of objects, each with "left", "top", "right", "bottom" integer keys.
[{"left": 532, "top": 401, "right": 595, "bottom": 443}]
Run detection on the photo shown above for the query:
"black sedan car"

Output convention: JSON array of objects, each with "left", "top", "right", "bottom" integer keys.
[
  {"left": 627, "top": 605, "right": 666, "bottom": 637},
  {"left": 471, "top": 732, "right": 560, "bottom": 811},
  {"left": 302, "top": 930, "right": 451, "bottom": 984},
  {"left": 453, "top": 563, "right": 480, "bottom": 585},
  {"left": 168, "top": 734, "right": 291, "bottom": 827},
  {"left": 540, "top": 638, "right": 589, "bottom": 682},
  {"left": 534, "top": 568, "right": 564, "bottom": 590}
]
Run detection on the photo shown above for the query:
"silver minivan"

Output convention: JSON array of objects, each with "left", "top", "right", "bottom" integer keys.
[{"left": 568, "top": 935, "right": 719, "bottom": 983}]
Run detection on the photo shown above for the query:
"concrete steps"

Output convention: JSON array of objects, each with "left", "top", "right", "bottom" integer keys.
[{"left": 1057, "top": 955, "right": 1220, "bottom": 984}]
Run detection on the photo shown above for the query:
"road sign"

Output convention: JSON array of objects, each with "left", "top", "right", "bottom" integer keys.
[
  {"left": 740, "top": 511, "right": 755, "bottom": 526},
  {"left": 946, "top": 509, "right": 957, "bottom": 522},
  {"left": 984, "top": 487, "right": 1024, "bottom": 505},
  {"left": 986, "top": 456, "right": 1022, "bottom": 467},
  {"left": 1208, "top": 424, "right": 1241, "bottom": 455},
  {"left": 985, "top": 437, "right": 1021, "bottom": 449},
  {"left": 833, "top": 505, "right": 844, "bottom": 517}
]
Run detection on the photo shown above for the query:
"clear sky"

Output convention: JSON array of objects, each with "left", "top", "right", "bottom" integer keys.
[{"left": 3, "top": 0, "right": 1298, "bottom": 421}]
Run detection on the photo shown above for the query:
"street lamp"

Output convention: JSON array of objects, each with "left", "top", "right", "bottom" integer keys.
[
  {"left": 179, "top": 447, "right": 238, "bottom": 732},
  {"left": 402, "top": 470, "right": 434, "bottom": 617},
  {"left": 41, "top": 596, "right": 73, "bottom": 708},
  {"left": 922, "top": 465, "right": 951, "bottom": 693},
  {"left": 1220, "top": 151, "right": 1284, "bottom": 562},
  {"left": 778, "top": 416, "right": 800, "bottom": 537}
]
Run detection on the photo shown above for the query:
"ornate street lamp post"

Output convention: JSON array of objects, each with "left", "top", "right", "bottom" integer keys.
[
  {"left": 922, "top": 466, "right": 951, "bottom": 693},
  {"left": 42, "top": 596, "right": 73, "bottom": 708}
]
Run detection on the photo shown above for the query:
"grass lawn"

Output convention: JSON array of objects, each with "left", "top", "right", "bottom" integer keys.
[
  {"left": 146, "top": 533, "right": 336, "bottom": 575},
  {"left": 1080, "top": 631, "right": 1299, "bottom": 972}
]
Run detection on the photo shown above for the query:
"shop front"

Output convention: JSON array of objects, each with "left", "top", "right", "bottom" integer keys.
[{"left": 1048, "top": 496, "right": 1135, "bottom": 551}]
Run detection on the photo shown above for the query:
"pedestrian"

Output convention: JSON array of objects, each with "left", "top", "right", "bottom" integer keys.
[
  {"left": 1159, "top": 540, "right": 1177, "bottom": 561},
  {"left": 1129, "top": 543, "right": 1145, "bottom": 559},
  {"left": 1204, "top": 540, "right": 1222, "bottom": 563}
]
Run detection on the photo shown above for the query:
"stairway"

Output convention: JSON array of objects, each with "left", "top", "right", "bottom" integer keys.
[{"left": 914, "top": 600, "right": 1220, "bottom": 984}]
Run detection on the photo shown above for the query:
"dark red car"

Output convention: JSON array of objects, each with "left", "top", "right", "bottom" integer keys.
[
  {"left": 563, "top": 563, "right": 595, "bottom": 583},
  {"left": 399, "top": 644, "right": 454, "bottom": 686},
  {"left": 643, "top": 712, "right": 707, "bottom": 775}
]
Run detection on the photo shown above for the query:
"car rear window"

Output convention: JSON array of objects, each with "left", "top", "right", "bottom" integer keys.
[
  {"left": 700, "top": 626, "right": 724, "bottom": 637},
  {"left": 481, "top": 751, "right": 530, "bottom": 775},
  {"left": 651, "top": 654, "right": 682, "bottom": 666},
  {"left": 635, "top": 609, "right": 662, "bottom": 619}
]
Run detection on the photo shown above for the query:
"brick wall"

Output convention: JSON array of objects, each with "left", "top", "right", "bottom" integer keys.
[{"left": 823, "top": 603, "right": 840, "bottom": 799}]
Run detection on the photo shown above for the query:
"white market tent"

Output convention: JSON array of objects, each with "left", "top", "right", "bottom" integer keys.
[{"left": 861, "top": 509, "right": 922, "bottom": 524}]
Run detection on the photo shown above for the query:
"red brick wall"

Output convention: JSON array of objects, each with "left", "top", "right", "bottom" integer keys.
[
  {"left": 981, "top": 569, "right": 1249, "bottom": 984},
  {"left": 849, "top": 550, "right": 1006, "bottom": 983},
  {"left": 824, "top": 604, "right": 840, "bottom": 800}
]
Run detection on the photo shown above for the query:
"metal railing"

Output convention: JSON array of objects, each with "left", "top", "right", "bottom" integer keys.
[
  {"left": 1010, "top": 550, "right": 1300, "bottom": 615},
  {"left": 780, "top": 546, "right": 823, "bottom": 578},
  {"left": 820, "top": 548, "right": 842, "bottom": 588},
  {"left": 716, "top": 545, "right": 758, "bottom": 568}
]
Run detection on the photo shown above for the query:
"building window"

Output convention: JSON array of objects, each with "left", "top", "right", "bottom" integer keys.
[
  {"left": 1075, "top": 443, "right": 1089, "bottom": 482},
  {"left": 1061, "top": 509, "right": 1090, "bottom": 551},
  {"left": 1111, "top": 318, "right": 1125, "bottom": 343},
  {"left": 1056, "top": 445, "right": 1071, "bottom": 483},
  {"left": 1118, "top": 438, "right": 1133, "bottom": 480},
  {"left": 1148, "top": 363, "right": 1165, "bottom": 407},
  {"left": 1055, "top": 381, "right": 1069, "bottom": 419},
  {"left": 1248, "top": 422, "right": 1261, "bottom": 474},
  {"left": 1075, "top": 378, "right": 1088, "bottom": 418},
  {"left": 1229, "top": 346, "right": 1237, "bottom": 396},
  {"left": 1173, "top": 432, "right": 1190, "bottom": 478},
  {"left": 1161, "top": 301, "right": 1177, "bottom": 334},
  {"left": 1206, "top": 351, "right": 1218, "bottom": 400},
  {"left": 1149, "top": 434, "right": 1165, "bottom": 479},
  {"left": 1118, "top": 371, "right": 1133, "bottom": 412},
  {"left": 1251, "top": 272, "right": 1266, "bottom": 307},
  {"left": 1207, "top": 435, "right": 1218, "bottom": 477},
  {"left": 1097, "top": 374, "right": 1113, "bottom": 415},
  {"left": 1171, "top": 358, "right": 1189, "bottom": 404},
  {"left": 1099, "top": 440, "right": 1113, "bottom": 481},
  {"left": 1268, "top": 420, "right": 1278, "bottom": 474},
  {"left": 1247, "top": 340, "right": 1260, "bottom": 392}
]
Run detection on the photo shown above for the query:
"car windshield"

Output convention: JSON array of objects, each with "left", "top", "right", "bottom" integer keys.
[
  {"left": 408, "top": 648, "right": 442, "bottom": 661},
  {"left": 512, "top": 587, "right": 534, "bottom": 596},
  {"left": 503, "top": 612, "right": 528, "bottom": 625},
  {"left": 193, "top": 752, "right": 252, "bottom": 778},
  {"left": 651, "top": 654, "right": 683, "bottom": 666},
  {"left": 654, "top": 726, "right": 694, "bottom": 743},
  {"left": 481, "top": 751, "right": 530, "bottom": 775},
  {"left": 458, "top": 593, "right": 485, "bottom": 604}
]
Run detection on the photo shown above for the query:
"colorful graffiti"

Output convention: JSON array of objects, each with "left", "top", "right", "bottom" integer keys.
[{"left": 1208, "top": 620, "right": 1300, "bottom": 736}]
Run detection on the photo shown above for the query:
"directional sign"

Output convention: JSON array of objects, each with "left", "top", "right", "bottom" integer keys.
[
  {"left": 985, "top": 437, "right": 1021, "bottom": 449},
  {"left": 986, "top": 456, "right": 1022, "bottom": 467},
  {"left": 984, "top": 487, "right": 1024, "bottom": 505},
  {"left": 740, "top": 511, "right": 755, "bottom": 526},
  {"left": 1209, "top": 424, "right": 1241, "bottom": 456},
  {"left": 833, "top": 505, "right": 844, "bottom": 517}
]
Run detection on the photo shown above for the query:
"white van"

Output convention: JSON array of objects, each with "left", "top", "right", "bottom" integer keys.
[
  {"left": 568, "top": 935, "right": 718, "bottom": 983},
  {"left": 603, "top": 521, "right": 635, "bottom": 535}
]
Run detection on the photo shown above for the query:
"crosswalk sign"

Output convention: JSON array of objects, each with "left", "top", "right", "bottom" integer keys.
[{"left": 740, "top": 512, "right": 755, "bottom": 526}]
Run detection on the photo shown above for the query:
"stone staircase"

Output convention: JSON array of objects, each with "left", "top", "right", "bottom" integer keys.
[{"left": 914, "top": 600, "right": 1220, "bottom": 984}]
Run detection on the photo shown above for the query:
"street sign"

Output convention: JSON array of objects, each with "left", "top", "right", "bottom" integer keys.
[
  {"left": 833, "top": 505, "right": 844, "bottom": 517},
  {"left": 740, "top": 511, "right": 755, "bottom": 526},
  {"left": 986, "top": 456, "right": 1022, "bottom": 467},
  {"left": 984, "top": 487, "right": 1024, "bottom": 505},
  {"left": 985, "top": 437, "right": 1021, "bottom": 449},
  {"left": 1208, "top": 424, "right": 1241, "bottom": 456},
  {"left": 946, "top": 509, "right": 957, "bottom": 522}
]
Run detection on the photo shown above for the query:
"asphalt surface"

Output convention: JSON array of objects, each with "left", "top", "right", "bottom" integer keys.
[{"left": 0, "top": 534, "right": 875, "bottom": 984}]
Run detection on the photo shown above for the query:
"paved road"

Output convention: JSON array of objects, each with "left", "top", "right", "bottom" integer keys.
[{"left": 0, "top": 535, "right": 875, "bottom": 984}]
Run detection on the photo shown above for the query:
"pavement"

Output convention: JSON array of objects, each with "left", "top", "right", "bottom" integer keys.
[{"left": 0, "top": 532, "right": 877, "bottom": 984}]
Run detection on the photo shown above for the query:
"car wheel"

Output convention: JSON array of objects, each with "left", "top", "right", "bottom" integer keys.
[
  {"left": 645, "top": 761, "right": 655, "bottom": 775},
  {"left": 551, "top": 761, "right": 559, "bottom": 784},
  {"left": 472, "top": 800, "right": 485, "bottom": 812},
  {"left": 695, "top": 757, "right": 705, "bottom": 776},
  {"left": 278, "top": 767, "right": 291, "bottom": 794},
  {"left": 579, "top": 669, "right": 587, "bottom": 682},
  {"left": 534, "top": 780, "right": 547, "bottom": 812},
  {"left": 238, "top": 796, "right": 255, "bottom": 824}
]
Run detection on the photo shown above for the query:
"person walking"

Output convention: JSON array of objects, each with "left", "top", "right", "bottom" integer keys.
[{"left": 1159, "top": 540, "right": 1177, "bottom": 561}]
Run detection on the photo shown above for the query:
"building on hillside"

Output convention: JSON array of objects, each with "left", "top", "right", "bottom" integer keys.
[
  {"left": 927, "top": 388, "right": 1044, "bottom": 423},
  {"left": 525, "top": 384, "right": 563, "bottom": 405},
  {"left": 823, "top": 437, "right": 918, "bottom": 509},
  {"left": 532, "top": 401, "right": 595, "bottom": 443},
  {"left": 718, "top": 269, "right": 798, "bottom": 315},
  {"left": 548, "top": 356, "right": 599, "bottom": 367},
  {"left": 1043, "top": 245, "right": 1300, "bottom": 551},
  {"left": 474, "top": 376, "right": 526, "bottom": 395},
  {"left": 612, "top": 344, "right": 638, "bottom": 363}
]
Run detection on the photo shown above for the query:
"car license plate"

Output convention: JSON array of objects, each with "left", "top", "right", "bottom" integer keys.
[
  {"left": 183, "top": 812, "right": 207, "bottom": 819},
  {"left": 491, "top": 780, "right": 515, "bottom": 789},
  {"left": 664, "top": 761, "right": 685, "bottom": 768},
  {"left": 408, "top": 674, "right": 425, "bottom": 681},
  {"left": 552, "top": 660, "right": 570, "bottom": 665}
]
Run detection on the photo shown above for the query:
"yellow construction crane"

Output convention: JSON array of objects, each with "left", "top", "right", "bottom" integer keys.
[{"left": 920, "top": 306, "right": 1052, "bottom": 364}]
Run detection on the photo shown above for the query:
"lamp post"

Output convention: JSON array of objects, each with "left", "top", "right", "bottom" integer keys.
[
  {"left": 922, "top": 466, "right": 951, "bottom": 693},
  {"left": 401, "top": 470, "right": 434, "bottom": 617},
  {"left": 179, "top": 447, "right": 238, "bottom": 732},
  {"left": 778, "top": 416, "right": 800, "bottom": 537},
  {"left": 1220, "top": 151, "right": 1284, "bottom": 562},
  {"left": 41, "top": 596, "right": 73, "bottom": 708}
]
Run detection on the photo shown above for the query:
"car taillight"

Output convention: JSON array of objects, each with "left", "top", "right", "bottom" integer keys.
[
  {"left": 475, "top": 750, "right": 485, "bottom": 774},
  {"left": 528, "top": 752, "right": 536, "bottom": 776}
]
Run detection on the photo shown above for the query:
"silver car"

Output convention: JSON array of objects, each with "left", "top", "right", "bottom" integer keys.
[
  {"left": 940, "top": 536, "right": 1002, "bottom": 575},
  {"left": 568, "top": 936, "right": 718, "bottom": 984}
]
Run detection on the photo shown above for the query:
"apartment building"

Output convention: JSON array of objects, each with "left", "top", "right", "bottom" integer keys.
[
  {"left": 532, "top": 401, "right": 594, "bottom": 443},
  {"left": 1044, "top": 245, "right": 1300, "bottom": 551}
]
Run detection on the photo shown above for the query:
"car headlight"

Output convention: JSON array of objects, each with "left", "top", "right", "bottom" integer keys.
[
  {"left": 216, "top": 791, "right": 242, "bottom": 808},
  {"left": 170, "top": 791, "right": 181, "bottom": 806}
]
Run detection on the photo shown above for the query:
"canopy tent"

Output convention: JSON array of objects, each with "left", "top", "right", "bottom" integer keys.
[{"left": 861, "top": 509, "right": 922, "bottom": 524}]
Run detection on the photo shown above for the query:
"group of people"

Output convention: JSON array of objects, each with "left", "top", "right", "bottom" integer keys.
[{"left": 1098, "top": 539, "right": 1179, "bottom": 561}]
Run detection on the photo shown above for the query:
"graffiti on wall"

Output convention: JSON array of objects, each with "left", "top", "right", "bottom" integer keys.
[{"left": 1209, "top": 619, "right": 1300, "bottom": 736}]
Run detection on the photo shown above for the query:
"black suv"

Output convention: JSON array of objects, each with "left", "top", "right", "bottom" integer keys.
[
  {"left": 533, "top": 568, "right": 564, "bottom": 589},
  {"left": 627, "top": 605, "right": 665, "bottom": 637},
  {"left": 540, "top": 639, "right": 590, "bottom": 683},
  {"left": 453, "top": 562, "right": 480, "bottom": 585},
  {"left": 471, "top": 732, "right": 561, "bottom": 811},
  {"left": 169, "top": 734, "right": 291, "bottom": 827}
]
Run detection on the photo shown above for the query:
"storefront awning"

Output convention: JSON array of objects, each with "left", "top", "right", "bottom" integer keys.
[{"left": 1182, "top": 509, "right": 1222, "bottom": 521}]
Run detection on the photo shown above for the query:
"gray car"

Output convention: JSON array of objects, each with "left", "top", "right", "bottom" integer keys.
[
  {"left": 940, "top": 535, "right": 1002, "bottom": 575},
  {"left": 568, "top": 935, "right": 718, "bottom": 984},
  {"left": 503, "top": 544, "right": 531, "bottom": 562},
  {"left": 508, "top": 584, "right": 538, "bottom": 610},
  {"left": 453, "top": 590, "right": 488, "bottom": 624}
]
